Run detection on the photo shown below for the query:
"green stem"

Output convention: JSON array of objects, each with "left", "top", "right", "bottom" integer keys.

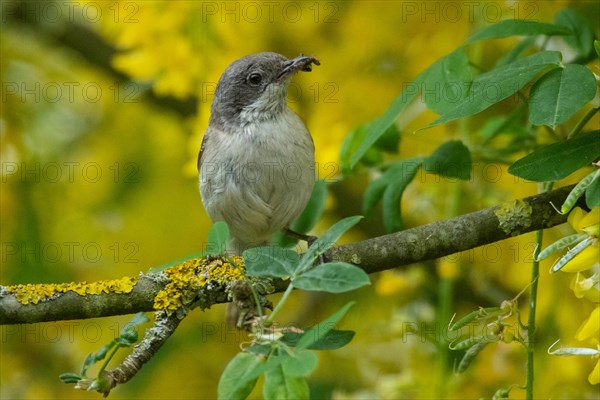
[
  {"left": 437, "top": 275, "right": 454, "bottom": 398},
  {"left": 568, "top": 107, "right": 599, "bottom": 138},
  {"left": 525, "top": 219, "right": 544, "bottom": 399},
  {"left": 247, "top": 279, "right": 263, "bottom": 319},
  {"left": 437, "top": 149, "right": 464, "bottom": 398},
  {"left": 265, "top": 282, "right": 294, "bottom": 325},
  {"left": 98, "top": 344, "right": 121, "bottom": 375}
]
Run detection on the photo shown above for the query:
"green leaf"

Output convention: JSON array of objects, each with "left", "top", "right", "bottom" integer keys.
[
  {"left": 339, "top": 126, "right": 363, "bottom": 173},
  {"left": 290, "top": 180, "right": 328, "bottom": 234},
  {"left": 263, "top": 365, "right": 309, "bottom": 400},
  {"left": 218, "top": 352, "right": 265, "bottom": 400},
  {"left": 424, "top": 51, "right": 562, "bottom": 129},
  {"left": 207, "top": 221, "right": 230, "bottom": 255},
  {"left": 246, "top": 344, "right": 272, "bottom": 357},
  {"left": 117, "top": 312, "right": 149, "bottom": 345},
  {"left": 243, "top": 246, "right": 300, "bottom": 277},
  {"left": 296, "top": 216, "right": 362, "bottom": 273},
  {"left": 478, "top": 112, "right": 532, "bottom": 144},
  {"left": 293, "top": 262, "right": 370, "bottom": 293},
  {"left": 586, "top": 170, "right": 600, "bottom": 208},
  {"left": 296, "top": 302, "right": 355, "bottom": 350},
  {"left": 382, "top": 159, "right": 423, "bottom": 232},
  {"left": 595, "top": 40, "right": 600, "bottom": 57},
  {"left": 59, "top": 372, "right": 83, "bottom": 384},
  {"left": 423, "top": 140, "right": 472, "bottom": 180},
  {"left": 280, "top": 349, "right": 319, "bottom": 377},
  {"left": 423, "top": 48, "right": 473, "bottom": 115},
  {"left": 340, "top": 123, "right": 400, "bottom": 172},
  {"left": 465, "top": 20, "right": 571, "bottom": 44},
  {"left": 508, "top": 131, "right": 600, "bottom": 181},
  {"left": 555, "top": 8, "right": 594, "bottom": 58},
  {"left": 495, "top": 36, "right": 537, "bottom": 67},
  {"left": 127, "top": 312, "right": 150, "bottom": 327},
  {"left": 362, "top": 158, "right": 424, "bottom": 216},
  {"left": 374, "top": 123, "right": 401, "bottom": 153},
  {"left": 120, "top": 313, "right": 149, "bottom": 336},
  {"left": 363, "top": 174, "right": 392, "bottom": 216},
  {"left": 528, "top": 65, "right": 597, "bottom": 128},
  {"left": 115, "top": 334, "right": 137, "bottom": 346},
  {"left": 275, "top": 180, "right": 328, "bottom": 247},
  {"left": 281, "top": 329, "right": 355, "bottom": 350},
  {"left": 347, "top": 49, "right": 472, "bottom": 169},
  {"left": 81, "top": 342, "right": 115, "bottom": 375}
]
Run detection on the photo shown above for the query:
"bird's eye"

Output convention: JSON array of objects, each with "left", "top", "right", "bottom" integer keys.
[{"left": 247, "top": 72, "right": 263, "bottom": 86}]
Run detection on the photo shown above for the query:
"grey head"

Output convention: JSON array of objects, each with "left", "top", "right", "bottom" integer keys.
[{"left": 210, "top": 52, "right": 319, "bottom": 131}]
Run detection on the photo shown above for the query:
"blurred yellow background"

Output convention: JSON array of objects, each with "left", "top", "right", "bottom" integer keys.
[{"left": 1, "top": 1, "right": 598, "bottom": 398}]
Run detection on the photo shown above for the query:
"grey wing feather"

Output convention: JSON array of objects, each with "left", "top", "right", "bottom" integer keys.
[{"left": 197, "top": 133, "right": 208, "bottom": 172}]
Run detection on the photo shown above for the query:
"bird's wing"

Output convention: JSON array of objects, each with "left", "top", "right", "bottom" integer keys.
[{"left": 197, "top": 132, "right": 209, "bottom": 172}]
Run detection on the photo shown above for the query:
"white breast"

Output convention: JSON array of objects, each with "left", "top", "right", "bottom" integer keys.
[{"left": 200, "top": 108, "right": 315, "bottom": 249}]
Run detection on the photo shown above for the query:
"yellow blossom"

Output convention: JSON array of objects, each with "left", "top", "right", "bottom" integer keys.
[
  {"left": 437, "top": 259, "right": 459, "bottom": 279},
  {"left": 375, "top": 270, "right": 410, "bottom": 295},
  {"left": 560, "top": 245, "right": 600, "bottom": 273},
  {"left": 558, "top": 207, "right": 600, "bottom": 273},
  {"left": 569, "top": 207, "right": 600, "bottom": 236},
  {"left": 590, "top": 357, "right": 600, "bottom": 385},
  {"left": 571, "top": 273, "right": 600, "bottom": 302},
  {"left": 576, "top": 306, "right": 600, "bottom": 342}
]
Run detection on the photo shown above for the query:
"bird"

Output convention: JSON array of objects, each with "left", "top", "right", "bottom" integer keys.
[{"left": 198, "top": 52, "right": 319, "bottom": 256}]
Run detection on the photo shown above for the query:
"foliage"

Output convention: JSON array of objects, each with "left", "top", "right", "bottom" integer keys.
[
  {"left": 59, "top": 313, "right": 149, "bottom": 393},
  {"left": 2, "top": 1, "right": 599, "bottom": 399},
  {"left": 342, "top": 16, "right": 599, "bottom": 234},
  {"left": 218, "top": 217, "right": 369, "bottom": 399},
  {"left": 337, "top": 5, "right": 599, "bottom": 398}
]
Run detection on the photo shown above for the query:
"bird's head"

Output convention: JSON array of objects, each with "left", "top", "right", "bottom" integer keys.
[{"left": 210, "top": 52, "right": 319, "bottom": 129}]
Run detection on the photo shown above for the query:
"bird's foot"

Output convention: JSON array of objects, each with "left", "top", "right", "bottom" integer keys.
[{"left": 284, "top": 228, "right": 328, "bottom": 264}]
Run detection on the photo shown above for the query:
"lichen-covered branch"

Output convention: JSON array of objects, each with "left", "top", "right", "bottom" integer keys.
[
  {"left": 0, "top": 185, "right": 578, "bottom": 326},
  {"left": 100, "top": 311, "right": 181, "bottom": 397},
  {"left": 0, "top": 257, "right": 285, "bottom": 325},
  {"left": 328, "top": 185, "right": 578, "bottom": 273}
]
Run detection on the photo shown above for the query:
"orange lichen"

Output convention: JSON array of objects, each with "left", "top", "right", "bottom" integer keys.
[
  {"left": 153, "top": 256, "right": 245, "bottom": 312},
  {"left": 7, "top": 277, "right": 138, "bottom": 305}
]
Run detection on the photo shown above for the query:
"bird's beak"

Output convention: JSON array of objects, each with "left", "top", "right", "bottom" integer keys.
[{"left": 278, "top": 55, "right": 320, "bottom": 79}]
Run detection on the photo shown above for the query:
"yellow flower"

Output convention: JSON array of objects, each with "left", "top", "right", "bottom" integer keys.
[
  {"left": 560, "top": 244, "right": 600, "bottom": 273},
  {"left": 375, "top": 270, "right": 410, "bottom": 296},
  {"left": 571, "top": 273, "right": 600, "bottom": 302},
  {"left": 590, "top": 357, "right": 600, "bottom": 385},
  {"left": 437, "top": 259, "right": 459, "bottom": 279},
  {"left": 569, "top": 207, "right": 600, "bottom": 237},
  {"left": 576, "top": 306, "right": 600, "bottom": 341},
  {"left": 558, "top": 207, "right": 600, "bottom": 273}
]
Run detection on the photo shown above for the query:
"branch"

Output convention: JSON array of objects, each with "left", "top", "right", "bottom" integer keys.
[
  {"left": 0, "top": 185, "right": 579, "bottom": 326},
  {"left": 329, "top": 185, "right": 578, "bottom": 273},
  {"left": 102, "top": 311, "right": 181, "bottom": 396}
]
